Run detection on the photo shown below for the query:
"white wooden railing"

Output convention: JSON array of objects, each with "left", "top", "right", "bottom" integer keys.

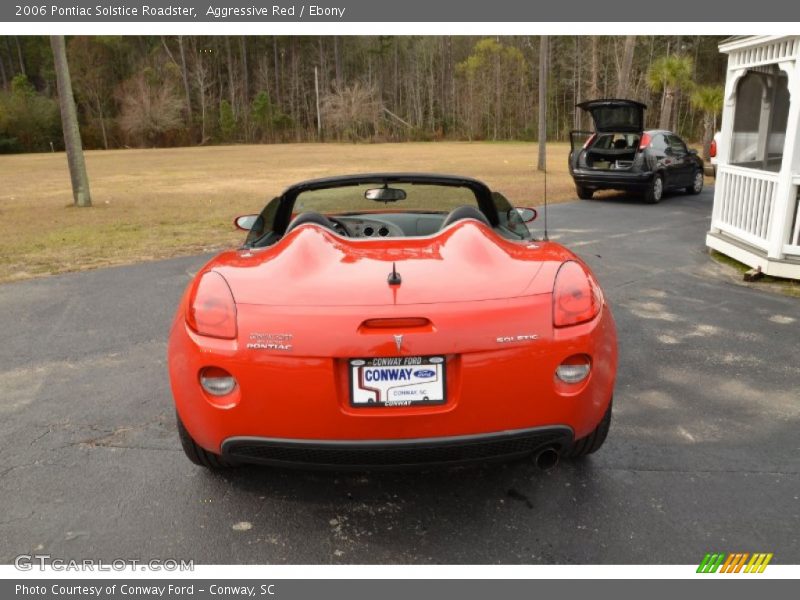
[
  {"left": 784, "top": 178, "right": 800, "bottom": 256},
  {"left": 712, "top": 165, "right": 779, "bottom": 251}
]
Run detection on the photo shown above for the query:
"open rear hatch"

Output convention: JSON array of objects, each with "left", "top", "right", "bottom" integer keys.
[
  {"left": 572, "top": 99, "right": 647, "bottom": 171},
  {"left": 578, "top": 99, "right": 646, "bottom": 133}
]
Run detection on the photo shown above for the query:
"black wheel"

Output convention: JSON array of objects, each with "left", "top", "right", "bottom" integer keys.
[
  {"left": 564, "top": 401, "right": 612, "bottom": 458},
  {"left": 686, "top": 169, "right": 704, "bottom": 195},
  {"left": 176, "top": 412, "right": 235, "bottom": 469},
  {"left": 643, "top": 174, "right": 664, "bottom": 204},
  {"left": 576, "top": 185, "right": 594, "bottom": 200}
]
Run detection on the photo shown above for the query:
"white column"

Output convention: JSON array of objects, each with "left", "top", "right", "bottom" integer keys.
[
  {"left": 767, "top": 59, "right": 800, "bottom": 259},
  {"left": 710, "top": 65, "right": 745, "bottom": 233}
]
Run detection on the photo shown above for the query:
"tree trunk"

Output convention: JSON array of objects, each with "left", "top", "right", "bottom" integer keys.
[
  {"left": 334, "top": 36, "right": 342, "bottom": 88},
  {"left": 537, "top": 36, "right": 548, "bottom": 172},
  {"left": 702, "top": 112, "right": 713, "bottom": 160},
  {"left": 273, "top": 37, "right": 280, "bottom": 105},
  {"left": 95, "top": 93, "right": 108, "bottom": 150},
  {"left": 15, "top": 36, "right": 25, "bottom": 75},
  {"left": 672, "top": 89, "right": 681, "bottom": 132},
  {"left": 660, "top": 87, "right": 674, "bottom": 130},
  {"left": 240, "top": 37, "right": 250, "bottom": 141},
  {"left": 224, "top": 37, "right": 236, "bottom": 116},
  {"left": 177, "top": 36, "right": 193, "bottom": 130},
  {"left": 616, "top": 36, "right": 635, "bottom": 98},
  {"left": 0, "top": 50, "right": 7, "bottom": 89},
  {"left": 50, "top": 35, "right": 91, "bottom": 208},
  {"left": 590, "top": 37, "right": 599, "bottom": 100}
]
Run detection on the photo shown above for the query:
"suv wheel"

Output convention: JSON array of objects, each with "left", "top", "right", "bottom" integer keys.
[
  {"left": 686, "top": 170, "right": 703, "bottom": 195},
  {"left": 576, "top": 185, "right": 594, "bottom": 200},
  {"left": 644, "top": 174, "right": 663, "bottom": 204}
]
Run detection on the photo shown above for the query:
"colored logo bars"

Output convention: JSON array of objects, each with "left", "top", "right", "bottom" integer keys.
[{"left": 697, "top": 553, "right": 773, "bottom": 573}]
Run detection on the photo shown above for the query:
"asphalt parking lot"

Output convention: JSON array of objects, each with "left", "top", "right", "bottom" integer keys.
[{"left": 1, "top": 187, "right": 798, "bottom": 565}]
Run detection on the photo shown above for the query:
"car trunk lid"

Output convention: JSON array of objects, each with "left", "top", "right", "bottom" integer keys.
[
  {"left": 214, "top": 221, "right": 562, "bottom": 307},
  {"left": 577, "top": 99, "right": 646, "bottom": 134}
]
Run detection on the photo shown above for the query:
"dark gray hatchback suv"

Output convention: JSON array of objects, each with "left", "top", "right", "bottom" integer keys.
[{"left": 569, "top": 99, "right": 705, "bottom": 204}]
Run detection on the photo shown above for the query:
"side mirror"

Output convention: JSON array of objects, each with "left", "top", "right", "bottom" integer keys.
[
  {"left": 688, "top": 148, "right": 698, "bottom": 156},
  {"left": 234, "top": 214, "right": 258, "bottom": 231},
  {"left": 510, "top": 207, "right": 538, "bottom": 223}
]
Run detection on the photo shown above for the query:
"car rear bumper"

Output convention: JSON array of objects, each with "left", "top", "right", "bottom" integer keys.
[
  {"left": 571, "top": 169, "right": 653, "bottom": 190},
  {"left": 221, "top": 426, "right": 573, "bottom": 469},
  {"left": 168, "top": 296, "right": 617, "bottom": 457}
]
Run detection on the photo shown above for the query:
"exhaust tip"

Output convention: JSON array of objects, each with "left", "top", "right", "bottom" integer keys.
[{"left": 534, "top": 447, "right": 559, "bottom": 471}]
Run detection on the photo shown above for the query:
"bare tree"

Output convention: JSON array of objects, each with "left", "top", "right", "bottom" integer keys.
[
  {"left": 616, "top": 36, "right": 636, "bottom": 98},
  {"left": 118, "top": 69, "right": 185, "bottom": 146},
  {"left": 321, "top": 82, "right": 381, "bottom": 142},
  {"left": 50, "top": 35, "right": 91, "bottom": 207}
]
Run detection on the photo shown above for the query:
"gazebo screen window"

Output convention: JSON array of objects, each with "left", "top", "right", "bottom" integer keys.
[{"left": 731, "top": 66, "right": 789, "bottom": 173}]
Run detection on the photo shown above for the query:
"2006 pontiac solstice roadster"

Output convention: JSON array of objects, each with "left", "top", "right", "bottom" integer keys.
[{"left": 168, "top": 173, "right": 617, "bottom": 470}]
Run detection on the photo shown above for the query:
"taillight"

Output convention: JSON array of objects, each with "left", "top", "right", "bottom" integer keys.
[
  {"left": 553, "top": 261, "right": 602, "bottom": 328},
  {"left": 710, "top": 139, "right": 717, "bottom": 158},
  {"left": 186, "top": 271, "right": 237, "bottom": 339},
  {"left": 639, "top": 132, "right": 651, "bottom": 151},
  {"left": 582, "top": 133, "right": 597, "bottom": 149}
]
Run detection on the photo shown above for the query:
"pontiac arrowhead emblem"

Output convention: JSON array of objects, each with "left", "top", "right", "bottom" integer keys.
[{"left": 393, "top": 334, "right": 403, "bottom": 352}]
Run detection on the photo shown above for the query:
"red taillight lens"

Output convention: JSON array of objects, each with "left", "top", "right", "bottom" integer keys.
[
  {"left": 710, "top": 139, "right": 717, "bottom": 158},
  {"left": 553, "top": 261, "right": 602, "bottom": 328},
  {"left": 186, "top": 271, "right": 237, "bottom": 339},
  {"left": 582, "top": 133, "right": 597, "bottom": 149},
  {"left": 639, "top": 132, "right": 651, "bottom": 151}
]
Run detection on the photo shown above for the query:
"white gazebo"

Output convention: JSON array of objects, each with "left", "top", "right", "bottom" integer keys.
[{"left": 706, "top": 35, "right": 800, "bottom": 279}]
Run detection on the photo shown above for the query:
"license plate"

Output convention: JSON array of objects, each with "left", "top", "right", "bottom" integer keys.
[{"left": 349, "top": 356, "right": 446, "bottom": 407}]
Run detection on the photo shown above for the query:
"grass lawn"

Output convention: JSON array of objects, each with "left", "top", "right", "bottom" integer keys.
[{"left": 0, "top": 141, "right": 579, "bottom": 283}]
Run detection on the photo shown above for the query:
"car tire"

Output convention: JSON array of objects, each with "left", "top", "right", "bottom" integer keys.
[
  {"left": 564, "top": 401, "right": 612, "bottom": 458},
  {"left": 576, "top": 185, "right": 594, "bottom": 200},
  {"left": 686, "top": 169, "right": 704, "bottom": 195},
  {"left": 176, "top": 412, "right": 235, "bottom": 469},
  {"left": 643, "top": 174, "right": 664, "bottom": 204}
]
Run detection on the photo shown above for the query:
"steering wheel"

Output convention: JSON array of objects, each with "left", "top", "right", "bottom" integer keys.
[{"left": 284, "top": 211, "right": 348, "bottom": 236}]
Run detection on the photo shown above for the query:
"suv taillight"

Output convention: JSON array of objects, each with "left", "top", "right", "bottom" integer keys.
[
  {"left": 582, "top": 133, "right": 597, "bottom": 149},
  {"left": 639, "top": 132, "right": 651, "bottom": 151},
  {"left": 553, "top": 261, "right": 602, "bottom": 328},
  {"left": 710, "top": 139, "right": 717, "bottom": 158},
  {"left": 186, "top": 271, "right": 237, "bottom": 339}
]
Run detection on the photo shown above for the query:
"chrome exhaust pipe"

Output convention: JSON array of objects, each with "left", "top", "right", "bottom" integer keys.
[{"left": 534, "top": 447, "right": 559, "bottom": 470}]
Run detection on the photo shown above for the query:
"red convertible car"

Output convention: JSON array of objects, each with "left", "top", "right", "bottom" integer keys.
[{"left": 168, "top": 173, "right": 617, "bottom": 470}]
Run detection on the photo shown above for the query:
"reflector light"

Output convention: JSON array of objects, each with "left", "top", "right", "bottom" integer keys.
[
  {"left": 199, "top": 367, "right": 237, "bottom": 396},
  {"left": 556, "top": 355, "right": 592, "bottom": 384}
]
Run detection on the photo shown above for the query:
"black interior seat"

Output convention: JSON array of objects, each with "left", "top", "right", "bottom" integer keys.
[
  {"left": 439, "top": 205, "right": 491, "bottom": 230},
  {"left": 284, "top": 211, "right": 337, "bottom": 235}
]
